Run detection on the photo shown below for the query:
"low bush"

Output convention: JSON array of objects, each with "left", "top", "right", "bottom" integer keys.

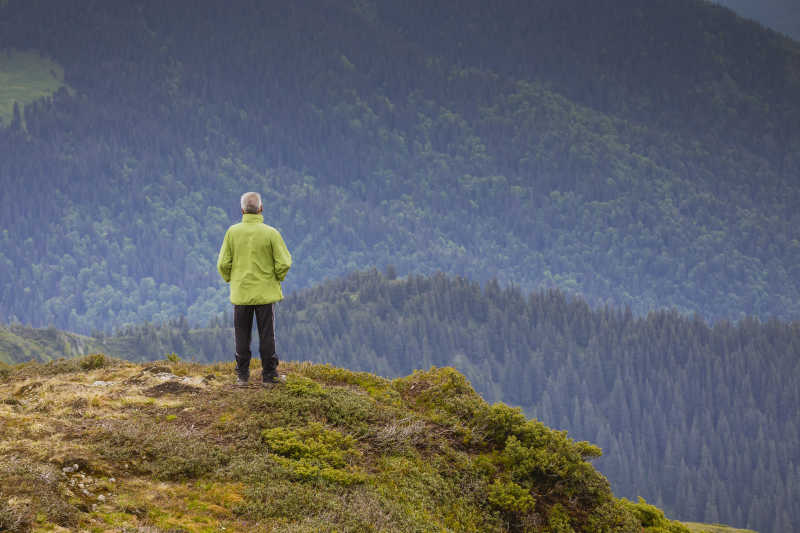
[
  {"left": 487, "top": 478, "right": 536, "bottom": 518},
  {"left": 620, "top": 498, "right": 691, "bottom": 533},
  {"left": 261, "top": 423, "right": 366, "bottom": 486},
  {"left": 585, "top": 500, "right": 642, "bottom": 533},
  {"left": 547, "top": 503, "right": 576, "bottom": 533},
  {"left": 79, "top": 353, "right": 108, "bottom": 370},
  {"left": 244, "top": 376, "right": 381, "bottom": 435}
]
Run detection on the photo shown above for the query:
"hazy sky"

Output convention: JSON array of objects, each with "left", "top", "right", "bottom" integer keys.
[{"left": 714, "top": 0, "right": 800, "bottom": 40}]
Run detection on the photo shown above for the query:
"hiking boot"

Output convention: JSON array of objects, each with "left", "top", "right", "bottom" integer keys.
[
  {"left": 261, "top": 373, "right": 286, "bottom": 386},
  {"left": 235, "top": 377, "right": 249, "bottom": 387}
]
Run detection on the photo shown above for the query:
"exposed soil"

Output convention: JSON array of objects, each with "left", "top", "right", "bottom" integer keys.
[{"left": 143, "top": 381, "right": 202, "bottom": 397}]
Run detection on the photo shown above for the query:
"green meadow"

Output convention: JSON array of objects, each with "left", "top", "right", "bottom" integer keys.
[{"left": 0, "top": 49, "right": 66, "bottom": 126}]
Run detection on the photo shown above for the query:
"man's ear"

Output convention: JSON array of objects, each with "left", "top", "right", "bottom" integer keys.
[{"left": 258, "top": 206, "right": 263, "bottom": 213}]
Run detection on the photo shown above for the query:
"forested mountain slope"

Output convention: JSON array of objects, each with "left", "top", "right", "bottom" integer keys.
[
  {"left": 44, "top": 270, "right": 797, "bottom": 533},
  {"left": 2, "top": 0, "right": 800, "bottom": 331},
  {"left": 0, "top": 323, "right": 99, "bottom": 366}
]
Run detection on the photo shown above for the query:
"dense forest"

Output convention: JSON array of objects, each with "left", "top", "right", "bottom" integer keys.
[
  {"left": 1, "top": 0, "right": 800, "bottom": 332},
  {"left": 51, "top": 270, "right": 798, "bottom": 533}
]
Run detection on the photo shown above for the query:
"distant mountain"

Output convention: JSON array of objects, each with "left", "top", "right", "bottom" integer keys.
[
  {"left": 715, "top": 0, "right": 800, "bottom": 40},
  {"left": 0, "top": 323, "right": 99, "bottom": 366},
  {"left": 1, "top": 0, "right": 800, "bottom": 332}
]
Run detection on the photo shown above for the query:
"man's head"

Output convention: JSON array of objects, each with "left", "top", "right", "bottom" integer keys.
[{"left": 240, "top": 192, "right": 263, "bottom": 214}]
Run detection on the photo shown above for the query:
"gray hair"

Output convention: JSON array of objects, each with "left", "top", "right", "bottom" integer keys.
[{"left": 240, "top": 192, "right": 262, "bottom": 214}]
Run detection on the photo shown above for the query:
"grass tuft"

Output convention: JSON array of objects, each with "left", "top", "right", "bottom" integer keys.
[
  {"left": 0, "top": 498, "right": 31, "bottom": 533},
  {"left": 94, "top": 418, "right": 229, "bottom": 480}
]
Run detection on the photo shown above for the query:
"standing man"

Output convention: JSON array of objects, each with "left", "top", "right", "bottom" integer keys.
[{"left": 217, "top": 192, "right": 292, "bottom": 386}]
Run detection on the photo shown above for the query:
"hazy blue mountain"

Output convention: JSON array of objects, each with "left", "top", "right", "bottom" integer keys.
[{"left": 715, "top": 0, "right": 800, "bottom": 40}]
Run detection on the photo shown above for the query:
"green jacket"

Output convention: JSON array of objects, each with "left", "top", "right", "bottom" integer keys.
[{"left": 217, "top": 213, "right": 292, "bottom": 305}]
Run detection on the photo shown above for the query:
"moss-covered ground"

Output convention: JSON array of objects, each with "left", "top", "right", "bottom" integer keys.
[{"left": 0, "top": 355, "right": 697, "bottom": 532}]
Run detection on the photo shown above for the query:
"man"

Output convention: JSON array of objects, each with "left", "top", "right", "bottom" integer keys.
[{"left": 217, "top": 192, "right": 292, "bottom": 386}]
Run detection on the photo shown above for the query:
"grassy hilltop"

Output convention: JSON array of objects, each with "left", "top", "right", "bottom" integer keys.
[{"left": 0, "top": 354, "right": 694, "bottom": 533}]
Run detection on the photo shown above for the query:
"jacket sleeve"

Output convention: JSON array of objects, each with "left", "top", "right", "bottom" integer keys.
[
  {"left": 217, "top": 229, "right": 233, "bottom": 283},
  {"left": 272, "top": 229, "right": 292, "bottom": 282}
]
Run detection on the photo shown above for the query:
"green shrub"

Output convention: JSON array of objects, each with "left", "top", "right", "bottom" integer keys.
[
  {"left": 286, "top": 458, "right": 367, "bottom": 486},
  {"left": 475, "top": 402, "right": 529, "bottom": 446},
  {"left": 498, "top": 434, "right": 609, "bottom": 505},
  {"left": 79, "top": 353, "right": 108, "bottom": 370},
  {"left": 620, "top": 498, "right": 691, "bottom": 533},
  {"left": 261, "top": 423, "right": 366, "bottom": 486},
  {"left": 393, "top": 366, "right": 477, "bottom": 413},
  {"left": 584, "top": 499, "right": 642, "bottom": 533},
  {"left": 285, "top": 375, "right": 326, "bottom": 397},
  {"left": 245, "top": 375, "right": 381, "bottom": 435},
  {"left": 262, "top": 424, "right": 355, "bottom": 467},
  {"left": 547, "top": 504, "right": 575, "bottom": 533},
  {"left": 487, "top": 478, "right": 536, "bottom": 515}
]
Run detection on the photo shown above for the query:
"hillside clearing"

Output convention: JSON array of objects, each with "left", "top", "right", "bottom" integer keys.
[{"left": 0, "top": 49, "right": 66, "bottom": 126}]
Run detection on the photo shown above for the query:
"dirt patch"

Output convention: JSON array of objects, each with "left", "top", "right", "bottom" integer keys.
[
  {"left": 14, "top": 381, "right": 42, "bottom": 396},
  {"left": 143, "top": 381, "right": 202, "bottom": 397},
  {"left": 126, "top": 365, "right": 173, "bottom": 384}
]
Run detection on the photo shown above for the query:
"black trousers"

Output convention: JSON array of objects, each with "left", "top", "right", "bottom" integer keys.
[{"left": 234, "top": 303, "right": 278, "bottom": 381}]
